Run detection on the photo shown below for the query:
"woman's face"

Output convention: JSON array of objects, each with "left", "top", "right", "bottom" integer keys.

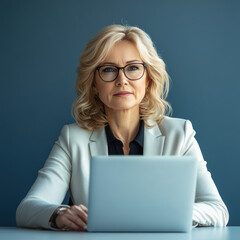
[{"left": 94, "top": 40, "right": 149, "bottom": 113}]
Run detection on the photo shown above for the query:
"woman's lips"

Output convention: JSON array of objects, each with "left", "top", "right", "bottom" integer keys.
[{"left": 113, "top": 91, "right": 133, "bottom": 97}]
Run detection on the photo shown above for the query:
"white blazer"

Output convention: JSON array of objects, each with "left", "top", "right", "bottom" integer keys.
[{"left": 16, "top": 117, "right": 229, "bottom": 229}]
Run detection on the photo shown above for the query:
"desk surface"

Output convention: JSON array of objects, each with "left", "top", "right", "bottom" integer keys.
[{"left": 0, "top": 227, "right": 239, "bottom": 240}]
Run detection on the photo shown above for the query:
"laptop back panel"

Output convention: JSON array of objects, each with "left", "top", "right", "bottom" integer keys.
[{"left": 87, "top": 156, "right": 197, "bottom": 232}]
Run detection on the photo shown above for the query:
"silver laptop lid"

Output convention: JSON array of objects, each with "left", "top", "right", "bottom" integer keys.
[{"left": 87, "top": 156, "right": 197, "bottom": 232}]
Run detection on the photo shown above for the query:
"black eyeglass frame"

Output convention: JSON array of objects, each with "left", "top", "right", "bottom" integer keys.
[{"left": 95, "top": 63, "right": 147, "bottom": 82}]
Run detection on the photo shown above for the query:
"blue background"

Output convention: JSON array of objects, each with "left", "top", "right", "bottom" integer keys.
[{"left": 1, "top": 0, "right": 239, "bottom": 226}]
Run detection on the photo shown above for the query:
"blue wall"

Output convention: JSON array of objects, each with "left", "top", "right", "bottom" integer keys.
[{"left": 1, "top": 0, "right": 239, "bottom": 226}]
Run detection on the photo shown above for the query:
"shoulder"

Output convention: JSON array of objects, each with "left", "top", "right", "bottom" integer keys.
[
  {"left": 160, "top": 116, "right": 190, "bottom": 127},
  {"left": 58, "top": 122, "right": 93, "bottom": 143},
  {"left": 61, "top": 122, "right": 91, "bottom": 133},
  {"left": 159, "top": 116, "right": 195, "bottom": 136}
]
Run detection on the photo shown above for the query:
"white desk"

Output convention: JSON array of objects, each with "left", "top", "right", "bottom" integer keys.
[{"left": 0, "top": 227, "right": 239, "bottom": 240}]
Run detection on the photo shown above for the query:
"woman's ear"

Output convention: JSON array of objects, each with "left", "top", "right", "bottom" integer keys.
[
  {"left": 92, "top": 77, "right": 98, "bottom": 95},
  {"left": 92, "top": 85, "right": 97, "bottom": 95},
  {"left": 92, "top": 84, "right": 100, "bottom": 101},
  {"left": 146, "top": 77, "right": 151, "bottom": 89}
]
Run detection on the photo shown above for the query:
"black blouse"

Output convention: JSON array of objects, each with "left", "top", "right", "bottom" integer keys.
[{"left": 105, "top": 120, "right": 144, "bottom": 155}]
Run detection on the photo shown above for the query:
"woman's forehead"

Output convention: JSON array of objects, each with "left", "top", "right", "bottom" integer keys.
[{"left": 102, "top": 41, "right": 142, "bottom": 65}]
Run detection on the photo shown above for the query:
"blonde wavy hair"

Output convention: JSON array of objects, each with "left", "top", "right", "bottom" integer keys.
[{"left": 72, "top": 24, "right": 171, "bottom": 130}]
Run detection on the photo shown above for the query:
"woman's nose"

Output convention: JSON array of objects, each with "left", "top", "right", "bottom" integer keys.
[{"left": 115, "top": 69, "right": 128, "bottom": 86}]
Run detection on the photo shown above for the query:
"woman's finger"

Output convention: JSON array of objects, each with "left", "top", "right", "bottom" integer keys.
[
  {"left": 56, "top": 207, "right": 87, "bottom": 231},
  {"left": 61, "top": 216, "right": 84, "bottom": 231},
  {"left": 70, "top": 205, "right": 88, "bottom": 224},
  {"left": 80, "top": 204, "right": 88, "bottom": 214},
  {"left": 65, "top": 207, "right": 87, "bottom": 228}
]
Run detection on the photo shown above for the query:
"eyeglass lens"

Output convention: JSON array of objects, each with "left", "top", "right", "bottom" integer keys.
[{"left": 98, "top": 63, "right": 145, "bottom": 81}]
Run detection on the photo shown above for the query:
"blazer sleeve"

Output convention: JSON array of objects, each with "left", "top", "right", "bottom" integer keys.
[
  {"left": 181, "top": 120, "right": 229, "bottom": 226},
  {"left": 16, "top": 125, "right": 71, "bottom": 229}
]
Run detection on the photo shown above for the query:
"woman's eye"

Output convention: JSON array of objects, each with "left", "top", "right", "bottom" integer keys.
[
  {"left": 102, "top": 67, "right": 116, "bottom": 73},
  {"left": 128, "top": 65, "right": 139, "bottom": 71}
]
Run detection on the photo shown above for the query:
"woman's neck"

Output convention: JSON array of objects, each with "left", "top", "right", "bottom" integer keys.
[{"left": 105, "top": 107, "right": 140, "bottom": 149}]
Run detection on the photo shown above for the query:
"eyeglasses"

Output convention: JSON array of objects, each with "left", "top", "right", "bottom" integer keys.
[{"left": 95, "top": 63, "right": 147, "bottom": 82}]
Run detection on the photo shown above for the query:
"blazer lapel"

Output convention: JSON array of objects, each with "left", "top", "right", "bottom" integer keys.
[
  {"left": 89, "top": 128, "right": 108, "bottom": 157},
  {"left": 143, "top": 122, "right": 165, "bottom": 156},
  {"left": 89, "top": 121, "right": 165, "bottom": 157}
]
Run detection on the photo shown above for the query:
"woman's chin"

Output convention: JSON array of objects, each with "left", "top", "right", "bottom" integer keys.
[{"left": 105, "top": 104, "right": 139, "bottom": 112}]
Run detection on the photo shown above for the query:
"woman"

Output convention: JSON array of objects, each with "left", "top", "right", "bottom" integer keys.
[{"left": 16, "top": 25, "right": 229, "bottom": 231}]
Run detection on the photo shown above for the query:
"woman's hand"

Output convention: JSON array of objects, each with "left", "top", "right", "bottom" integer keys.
[{"left": 56, "top": 204, "right": 88, "bottom": 231}]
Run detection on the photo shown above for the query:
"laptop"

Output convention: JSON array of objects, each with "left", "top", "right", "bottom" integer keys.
[{"left": 87, "top": 156, "right": 197, "bottom": 232}]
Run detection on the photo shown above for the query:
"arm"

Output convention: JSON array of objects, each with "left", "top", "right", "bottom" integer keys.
[
  {"left": 16, "top": 125, "right": 71, "bottom": 229},
  {"left": 181, "top": 120, "right": 229, "bottom": 226}
]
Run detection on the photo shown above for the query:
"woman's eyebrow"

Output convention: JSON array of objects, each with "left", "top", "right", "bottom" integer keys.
[
  {"left": 126, "top": 59, "right": 141, "bottom": 64},
  {"left": 101, "top": 62, "right": 116, "bottom": 65},
  {"left": 101, "top": 60, "right": 141, "bottom": 65}
]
